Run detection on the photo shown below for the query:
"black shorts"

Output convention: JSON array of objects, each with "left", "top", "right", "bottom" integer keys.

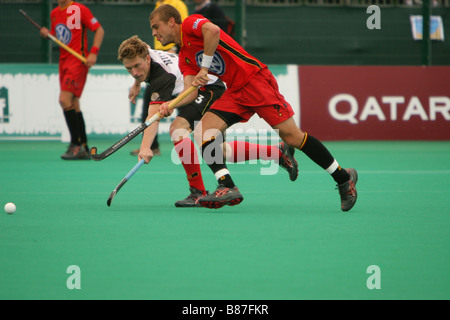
[{"left": 177, "top": 81, "right": 226, "bottom": 130}]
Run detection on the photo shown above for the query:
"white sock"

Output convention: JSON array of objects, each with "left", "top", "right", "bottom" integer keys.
[{"left": 325, "top": 159, "right": 339, "bottom": 174}]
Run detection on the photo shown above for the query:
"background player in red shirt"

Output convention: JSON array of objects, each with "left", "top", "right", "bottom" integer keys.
[
  {"left": 151, "top": 5, "right": 358, "bottom": 212},
  {"left": 40, "top": 0, "right": 104, "bottom": 160}
]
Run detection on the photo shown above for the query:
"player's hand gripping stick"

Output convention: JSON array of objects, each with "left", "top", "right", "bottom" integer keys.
[
  {"left": 19, "top": 9, "right": 87, "bottom": 64},
  {"left": 89, "top": 86, "right": 198, "bottom": 161}
]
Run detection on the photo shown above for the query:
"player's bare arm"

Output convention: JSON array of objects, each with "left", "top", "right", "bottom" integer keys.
[
  {"left": 128, "top": 80, "right": 141, "bottom": 104},
  {"left": 86, "top": 25, "right": 104, "bottom": 68},
  {"left": 139, "top": 103, "right": 161, "bottom": 164},
  {"left": 202, "top": 22, "right": 220, "bottom": 57},
  {"left": 192, "top": 22, "right": 220, "bottom": 87}
]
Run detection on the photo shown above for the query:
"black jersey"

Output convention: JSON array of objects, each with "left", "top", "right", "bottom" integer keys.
[
  {"left": 144, "top": 48, "right": 223, "bottom": 104},
  {"left": 144, "top": 49, "right": 183, "bottom": 103}
]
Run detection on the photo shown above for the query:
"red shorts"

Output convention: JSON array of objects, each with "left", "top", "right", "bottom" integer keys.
[
  {"left": 59, "top": 58, "right": 89, "bottom": 97},
  {"left": 210, "top": 67, "right": 295, "bottom": 127}
]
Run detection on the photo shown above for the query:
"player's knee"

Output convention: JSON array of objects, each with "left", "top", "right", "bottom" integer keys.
[
  {"left": 59, "top": 91, "right": 76, "bottom": 110},
  {"left": 192, "top": 126, "right": 203, "bottom": 146},
  {"left": 169, "top": 118, "right": 191, "bottom": 140},
  {"left": 280, "top": 130, "right": 305, "bottom": 149},
  {"left": 59, "top": 98, "right": 72, "bottom": 110},
  {"left": 170, "top": 126, "right": 190, "bottom": 143}
]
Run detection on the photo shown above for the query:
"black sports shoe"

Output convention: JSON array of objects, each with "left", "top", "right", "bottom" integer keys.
[
  {"left": 278, "top": 142, "right": 299, "bottom": 181},
  {"left": 198, "top": 185, "right": 244, "bottom": 209},
  {"left": 61, "top": 143, "right": 91, "bottom": 160},
  {"left": 77, "top": 145, "right": 91, "bottom": 160},
  {"left": 175, "top": 187, "right": 208, "bottom": 208},
  {"left": 337, "top": 168, "right": 358, "bottom": 212},
  {"left": 61, "top": 143, "right": 81, "bottom": 160}
]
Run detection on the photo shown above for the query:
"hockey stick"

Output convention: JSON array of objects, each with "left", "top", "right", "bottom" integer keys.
[
  {"left": 90, "top": 85, "right": 198, "bottom": 161},
  {"left": 19, "top": 9, "right": 87, "bottom": 64},
  {"left": 107, "top": 159, "right": 145, "bottom": 207}
]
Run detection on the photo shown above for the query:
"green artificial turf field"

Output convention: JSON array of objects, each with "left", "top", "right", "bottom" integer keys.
[{"left": 0, "top": 139, "right": 449, "bottom": 300}]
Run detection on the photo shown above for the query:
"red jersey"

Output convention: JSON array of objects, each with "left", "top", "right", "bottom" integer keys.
[
  {"left": 50, "top": 1, "right": 100, "bottom": 61},
  {"left": 179, "top": 14, "right": 267, "bottom": 92}
]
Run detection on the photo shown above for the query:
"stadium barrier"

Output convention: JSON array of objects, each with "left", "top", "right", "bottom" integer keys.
[
  {"left": 1, "top": 64, "right": 448, "bottom": 141},
  {"left": 0, "top": 64, "right": 299, "bottom": 141},
  {"left": 299, "top": 66, "right": 450, "bottom": 140}
]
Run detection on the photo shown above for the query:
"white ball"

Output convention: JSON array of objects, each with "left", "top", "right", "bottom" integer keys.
[{"left": 4, "top": 202, "right": 16, "bottom": 214}]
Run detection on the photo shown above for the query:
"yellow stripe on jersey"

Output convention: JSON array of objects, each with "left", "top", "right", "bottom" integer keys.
[{"left": 218, "top": 39, "right": 263, "bottom": 70}]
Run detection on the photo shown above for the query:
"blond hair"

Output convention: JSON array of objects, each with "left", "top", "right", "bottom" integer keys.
[{"left": 117, "top": 35, "right": 149, "bottom": 62}]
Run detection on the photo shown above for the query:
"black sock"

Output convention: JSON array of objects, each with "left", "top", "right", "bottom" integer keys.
[
  {"left": 201, "top": 136, "right": 235, "bottom": 188},
  {"left": 331, "top": 167, "right": 350, "bottom": 185},
  {"left": 300, "top": 133, "right": 349, "bottom": 184},
  {"left": 217, "top": 174, "right": 235, "bottom": 188},
  {"left": 76, "top": 111, "right": 88, "bottom": 148},
  {"left": 63, "top": 108, "right": 80, "bottom": 146}
]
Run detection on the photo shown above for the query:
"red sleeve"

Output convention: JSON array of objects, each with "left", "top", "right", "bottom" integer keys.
[
  {"left": 179, "top": 60, "right": 197, "bottom": 77},
  {"left": 79, "top": 3, "right": 101, "bottom": 31},
  {"left": 184, "top": 15, "right": 209, "bottom": 38},
  {"left": 50, "top": 9, "right": 56, "bottom": 36}
]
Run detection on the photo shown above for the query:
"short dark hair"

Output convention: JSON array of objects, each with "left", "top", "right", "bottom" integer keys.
[{"left": 150, "top": 4, "right": 182, "bottom": 24}]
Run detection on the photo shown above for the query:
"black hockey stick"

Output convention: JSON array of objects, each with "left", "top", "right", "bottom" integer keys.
[
  {"left": 90, "top": 86, "right": 197, "bottom": 161},
  {"left": 90, "top": 122, "right": 149, "bottom": 160},
  {"left": 107, "top": 159, "right": 145, "bottom": 206}
]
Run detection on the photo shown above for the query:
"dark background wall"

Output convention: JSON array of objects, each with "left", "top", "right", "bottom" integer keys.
[{"left": 1, "top": 3, "right": 449, "bottom": 65}]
